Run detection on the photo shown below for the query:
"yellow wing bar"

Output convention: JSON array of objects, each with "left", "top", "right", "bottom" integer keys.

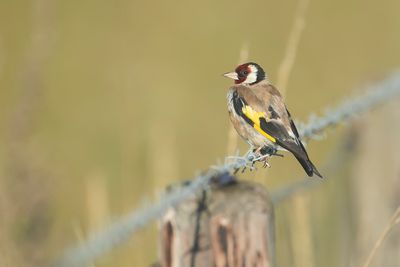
[{"left": 241, "top": 106, "right": 276, "bottom": 143}]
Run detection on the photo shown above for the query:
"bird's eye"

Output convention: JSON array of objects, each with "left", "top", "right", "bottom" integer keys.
[{"left": 240, "top": 70, "right": 248, "bottom": 76}]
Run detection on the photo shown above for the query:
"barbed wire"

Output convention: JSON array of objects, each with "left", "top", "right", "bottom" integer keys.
[
  {"left": 298, "top": 74, "right": 400, "bottom": 138},
  {"left": 50, "top": 72, "right": 400, "bottom": 267},
  {"left": 271, "top": 131, "right": 355, "bottom": 204}
]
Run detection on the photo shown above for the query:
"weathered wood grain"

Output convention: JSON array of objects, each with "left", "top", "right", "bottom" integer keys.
[{"left": 157, "top": 180, "right": 275, "bottom": 267}]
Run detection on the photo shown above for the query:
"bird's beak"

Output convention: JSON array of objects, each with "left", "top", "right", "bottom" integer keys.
[{"left": 223, "top": 71, "right": 239, "bottom": 80}]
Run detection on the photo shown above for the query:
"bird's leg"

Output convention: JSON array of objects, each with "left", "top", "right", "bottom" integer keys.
[
  {"left": 262, "top": 157, "right": 271, "bottom": 168},
  {"left": 256, "top": 154, "right": 271, "bottom": 168},
  {"left": 253, "top": 146, "right": 264, "bottom": 157},
  {"left": 253, "top": 146, "right": 274, "bottom": 168}
]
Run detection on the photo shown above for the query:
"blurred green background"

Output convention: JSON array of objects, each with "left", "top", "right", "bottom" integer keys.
[{"left": 1, "top": 0, "right": 399, "bottom": 266}]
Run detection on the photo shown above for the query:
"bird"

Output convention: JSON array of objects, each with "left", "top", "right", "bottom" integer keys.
[{"left": 223, "top": 62, "right": 322, "bottom": 178}]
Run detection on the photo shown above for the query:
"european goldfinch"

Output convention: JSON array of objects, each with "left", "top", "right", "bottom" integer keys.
[{"left": 224, "top": 62, "right": 322, "bottom": 178}]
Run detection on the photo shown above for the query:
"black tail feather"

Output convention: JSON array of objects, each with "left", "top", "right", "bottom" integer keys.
[
  {"left": 294, "top": 155, "right": 323, "bottom": 178},
  {"left": 275, "top": 139, "right": 323, "bottom": 178}
]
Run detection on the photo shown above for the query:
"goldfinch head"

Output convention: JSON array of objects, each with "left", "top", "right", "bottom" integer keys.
[{"left": 223, "top": 62, "right": 266, "bottom": 85}]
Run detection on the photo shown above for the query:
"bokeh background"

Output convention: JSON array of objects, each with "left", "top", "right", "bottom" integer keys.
[{"left": 1, "top": 0, "right": 400, "bottom": 266}]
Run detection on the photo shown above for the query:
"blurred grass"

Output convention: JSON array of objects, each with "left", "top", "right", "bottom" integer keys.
[{"left": 1, "top": 0, "right": 400, "bottom": 266}]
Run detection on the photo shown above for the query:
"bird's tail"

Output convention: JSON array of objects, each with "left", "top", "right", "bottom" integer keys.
[{"left": 294, "top": 155, "right": 323, "bottom": 178}]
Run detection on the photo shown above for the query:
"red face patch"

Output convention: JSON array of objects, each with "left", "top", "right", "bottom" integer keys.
[{"left": 234, "top": 63, "right": 251, "bottom": 84}]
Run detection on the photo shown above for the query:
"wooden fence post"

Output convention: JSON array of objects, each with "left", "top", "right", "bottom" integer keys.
[{"left": 156, "top": 179, "right": 275, "bottom": 267}]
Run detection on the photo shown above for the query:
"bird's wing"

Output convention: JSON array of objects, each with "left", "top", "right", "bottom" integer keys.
[{"left": 232, "top": 84, "right": 308, "bottom": 159}]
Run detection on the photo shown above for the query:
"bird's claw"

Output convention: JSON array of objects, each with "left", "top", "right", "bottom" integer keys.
[{"left": 262, "top": 160, "right": 271, "bottom": 168}]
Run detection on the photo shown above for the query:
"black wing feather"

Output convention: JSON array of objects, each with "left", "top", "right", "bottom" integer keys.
[
  {"left": 232, "top": 91, "right": 254, "bottom": 126},
  {"left": 286, "top": 108, "right": 300, "bottom": 138},
  {"left": 259, "top": 117, "right": 323, "bottom": 178},
  {"left": 259, "top": 118, "right": 305, "bottom": 158}
]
